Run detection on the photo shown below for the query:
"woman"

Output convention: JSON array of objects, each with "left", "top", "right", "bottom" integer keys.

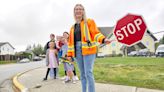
[{"left": 67, "top": 4, "right": 111, "bottom": 92}]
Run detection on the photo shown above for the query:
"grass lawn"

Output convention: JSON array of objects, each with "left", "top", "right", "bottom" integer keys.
[
  {"left": 59, "top": 57, "right": 164, "bottom": 90},
  {"left": 0, "top": 60, "right": 17, "bottom": 64},
  {"left": 94, "top": 57, "right": 164, "bottom": 90}
]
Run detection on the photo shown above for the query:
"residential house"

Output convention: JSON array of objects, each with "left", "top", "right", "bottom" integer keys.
[
  {"left": 0, "top": 42, "right": 15, "bottom": 55},
  {"left": 97, "top": 27, "right": 157, "bottom": 56}
]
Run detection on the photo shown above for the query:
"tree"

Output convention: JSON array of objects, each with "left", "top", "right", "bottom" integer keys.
[
  {"left": 32, "top": 44, "right": 44, "bottom": 56},
  {"left": 26, "top": 45, "right": 32, "bottom": 51},
  {"left": 155, "top": 42, "right": 160, "bottom": 50},
  {"left": 159, "top": 35, "right": 164, "bottom": 44}
]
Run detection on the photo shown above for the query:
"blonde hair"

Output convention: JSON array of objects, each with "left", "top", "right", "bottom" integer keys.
[{"left": 74, "top": 4, "right": 87, "bottom": 23}]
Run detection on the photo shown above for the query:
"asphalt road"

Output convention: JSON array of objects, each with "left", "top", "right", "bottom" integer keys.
[{"left": 0, "top": 59, "right": 45, "bottom": 85}]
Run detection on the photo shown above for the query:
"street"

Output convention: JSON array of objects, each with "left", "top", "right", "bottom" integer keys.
[{"left": 0, "top": 60, "right": 45, "bottom": 85}]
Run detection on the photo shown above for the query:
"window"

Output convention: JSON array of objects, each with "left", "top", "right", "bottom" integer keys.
[
  {"left": 146, "top": 41, "right": 149, "bottom": 46},
  {"left": 112, "top": 50, "right": 116, "bottom": 55},
  {"left": 112, "top": 43, "right": 116, "bottom": 47}
]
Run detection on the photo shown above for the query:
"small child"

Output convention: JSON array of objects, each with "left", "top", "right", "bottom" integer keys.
[
  {"left": 43, "top": 41, "right": 58, "bottom": 80},
  {"left": 60, "top": 37, "right": 76, "bottom": 83}
]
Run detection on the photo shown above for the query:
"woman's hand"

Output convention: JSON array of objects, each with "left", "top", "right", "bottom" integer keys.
[
  {"left": 104, "top": 38, "right": 113, "bottom": 44},
  {"left": 70, "top": 61, "right": 74, "bottom": 65},
  {"left": 66, "top": 57, "right": 72, "bottom": 61}
]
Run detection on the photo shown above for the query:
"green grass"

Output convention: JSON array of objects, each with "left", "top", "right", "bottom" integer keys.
[
  {"left": 59, "top": 57, "right": 164, "bottom": 90},
  {"left": 0, "top": 60, "right": 17, "bottom": 64},
  {"left": 94, "top": 57, "right": 164, "bottom": 90},
  {"left": 95, "top": 57, "right": 164, "bottom": 65}
]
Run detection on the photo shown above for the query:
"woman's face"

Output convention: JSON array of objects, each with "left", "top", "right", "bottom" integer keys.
[
  {"left": 74, "top": 5, "right": 84, "bottom": 20},
  {"left": 63, "top": 33, "right": 69, "bottom": 39}
]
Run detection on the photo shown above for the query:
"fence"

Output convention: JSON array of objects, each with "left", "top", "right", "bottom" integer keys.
[{"left": 0, "top": 55, "right": 27, "bottom": 61}]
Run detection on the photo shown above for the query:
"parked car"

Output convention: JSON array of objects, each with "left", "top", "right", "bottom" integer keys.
[
  {"left": 33, "top": 56, "right": 42, "bottom": 61},
  {"left": 128, "top": 51, "right": 139, "bottom": 56},
  {"left": 155, "top": 44, "right": 164, "bottom": 57},
  {"left": 97, "top": 52, "right": 105, "bottom": 58},
  {"left": 138, "top": 49, "right": 150, "bottom": 56},
  {"left": 19, "top": 58, "right": 30, "bottom": 63}
]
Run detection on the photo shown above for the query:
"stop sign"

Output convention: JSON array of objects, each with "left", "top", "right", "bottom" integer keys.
[{"left": 113, "top": 13, "right": 147, "bottom": 46}]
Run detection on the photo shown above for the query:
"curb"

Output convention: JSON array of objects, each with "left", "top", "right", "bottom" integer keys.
[{"left": 12, "top": 67, "right": 43, "bottom": 92}]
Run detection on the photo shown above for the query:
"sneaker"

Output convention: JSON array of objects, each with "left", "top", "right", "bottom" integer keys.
[
  {"left": 43, "top": 78, "right": 47, "bottom": 81},
  {"left": 56, "top": 76, "right": 59, "bottom": 79},
  {"left": 64, "top": 79, "right": 70, "bottom": 83},
  {"left": 72, "top": 79, "right": 76, "bottom": 84},
  {"left": 64, "top": 76, "right": 70, "bottom": 83},
  {"left": 74, "top": 76, "right": 79, "bottom": 81}
]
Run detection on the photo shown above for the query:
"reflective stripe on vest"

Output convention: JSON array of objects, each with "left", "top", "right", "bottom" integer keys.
[
  {"left": 84, "top": 22, "right": 91, "bottom": 41},
  {"left": 94, "top": 33, "right": 104, "bottom": 42}
]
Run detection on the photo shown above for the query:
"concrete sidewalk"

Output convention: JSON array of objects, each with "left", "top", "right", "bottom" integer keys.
[{"left": 15, "top": 67, "right": 164, "bottom": 92}]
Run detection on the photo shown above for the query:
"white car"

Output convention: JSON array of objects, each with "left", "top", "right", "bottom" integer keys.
[
  {"left": 155, "top": 44, "right": 164, "bottom": 57},
  {"left": 128, "top": 51, "right": 139, "bottom": 56},
  {"left": 19, "top": 58, "right": 30, "bottom": 63},
  {"left": 33, "top": 56, "right": 42, "bottom": 61},
  {"left": 138, "top": 49, "right": 149, "bottom": 56}
]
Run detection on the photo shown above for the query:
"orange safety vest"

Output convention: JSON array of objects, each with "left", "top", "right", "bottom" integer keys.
[{"left": 67, "top": 19, "right": 105, "bottom": 57}]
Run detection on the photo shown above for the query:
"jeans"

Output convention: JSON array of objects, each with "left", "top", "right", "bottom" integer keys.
[{"left": 75, "top": 41, "right": 96, "bottom": 92}]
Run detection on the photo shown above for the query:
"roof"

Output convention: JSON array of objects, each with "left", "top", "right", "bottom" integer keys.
[
  {"left": 120, "top": 42, "right": 146, "bottom": 50},
  {"left": 147, "top": 30, "right": 158, "bottom": 41},
  {"left": 0, "top": 43, "right": 6, "bottom": 47},
  {"left": 0, "top": 42, "right": 15, "bottom": 49},
  {"left": 98, "top": 27, "right": 114, "bottom": 37}
]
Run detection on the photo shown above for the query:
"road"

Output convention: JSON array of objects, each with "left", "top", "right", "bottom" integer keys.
[{"left": 0, "top": 60, "right": 45, "bottom": 85}]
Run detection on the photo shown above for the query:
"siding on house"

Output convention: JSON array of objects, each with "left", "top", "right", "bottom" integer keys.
[
  {"left": 0, "top": 42, "right": 15, "bottom": 55},
  {"left": 141, "top": 33, "right": 156, "bottom": 52}
]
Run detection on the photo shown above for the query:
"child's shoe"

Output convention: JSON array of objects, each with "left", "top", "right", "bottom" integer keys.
[
  {"left": 74, "top": 76, "right": 79, "bottom": 81},
  {"left": 43, "top": 78, "right": 47, "bottom": 81},
  {"left": 72, "top": 79, "right": 76, "bottom": 84},
  {"left": 64, "top": 76, "right": 70, "bottom": 83}
]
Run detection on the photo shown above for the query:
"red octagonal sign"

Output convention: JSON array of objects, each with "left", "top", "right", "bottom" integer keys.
[{"left": 113, "top": 13, "right": 147, "bottom": 46}]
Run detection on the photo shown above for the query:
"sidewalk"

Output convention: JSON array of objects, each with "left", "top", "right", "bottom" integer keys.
[{"left": 15, "top": 67, "right": 164, "bottom": 92}]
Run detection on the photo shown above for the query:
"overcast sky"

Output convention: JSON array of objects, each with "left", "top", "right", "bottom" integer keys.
[{"left": 0, "top": 0, "right": 164, "bottom": 51}]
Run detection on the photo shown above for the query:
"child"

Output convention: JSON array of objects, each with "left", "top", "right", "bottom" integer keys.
[
  {"left": 61, "top": 32, "right": 79, "bottom": 81},
  {"left": 43, "top": 41, "right": 58, "bottom": 80},
  {"left": 60, "top": 37, "right": 76, "bottom": 83}
]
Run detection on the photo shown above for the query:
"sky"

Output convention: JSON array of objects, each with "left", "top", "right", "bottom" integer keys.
[{"left": 0, "top": 0, "right": 164, "bottom": 52}]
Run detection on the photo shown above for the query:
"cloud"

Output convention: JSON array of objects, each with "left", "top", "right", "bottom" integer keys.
[{"left": 0, "top": 0, "right": 164, "bottom": 51}]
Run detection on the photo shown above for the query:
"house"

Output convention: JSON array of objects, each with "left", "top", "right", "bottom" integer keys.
[
  {"left": 97, "top": 27, "right": 158, "bottom": 56},
  {"left": 0, "top": 42, "right": 15, "bottom": 55}
]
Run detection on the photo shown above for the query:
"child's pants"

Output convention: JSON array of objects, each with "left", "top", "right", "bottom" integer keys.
[{"left": 45, "top": 68, "right": 56, "bottom": 79}]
